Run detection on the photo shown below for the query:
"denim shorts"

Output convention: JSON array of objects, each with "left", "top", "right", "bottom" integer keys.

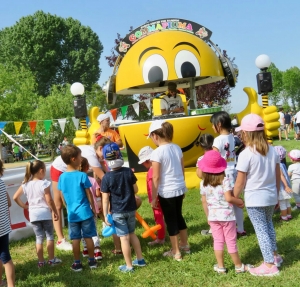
[
  {"left": 112, "top": 211, "right": 136, "bottom": 237},
  {"left": 68, "top": 216, "right": 97, "bottom": 240},
  {"left": 0, "top": 233, "right": 11, "bottom": 264},
  {"left": 31, "top": 220, "right": 54, "bottom": 244}
]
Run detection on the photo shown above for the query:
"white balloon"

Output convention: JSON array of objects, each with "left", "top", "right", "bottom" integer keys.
[{"left": 70, "top": 82, "right": 85, "bottom": 96}]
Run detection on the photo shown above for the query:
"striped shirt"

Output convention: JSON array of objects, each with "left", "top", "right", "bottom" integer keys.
[{"left": 0, "top": 179, "right": 11, "bottom": 237}]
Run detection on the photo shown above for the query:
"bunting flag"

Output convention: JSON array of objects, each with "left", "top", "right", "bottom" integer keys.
[
  {"left": 132, "top": 102, "right": 140, "bottom": 116},
  {"left": 144, "top": 98, "right": 151, "bottom": 112},
  {"left": 110, "top": 109, "right": 118, "bottom": 121},
  {"left": 58, "top": 118, "right": 67, "bottom": 133},
  {"left": 28, "top": 121, "right": 37, "bottom": 135},
  {"left": 121, "top": 106, "right": 128, "bottom": 118},
  {"left": 0, "top": 122, "right": 6, "bottom": 134},
  {"left": 14, "top": 122, "right": 23, "bottom": 135},
  {"left": 43, "top": 120, "right": 52, "bottom": 134},
  {"left": 72, "top": 117, "right": 79, "bottom": 130}
]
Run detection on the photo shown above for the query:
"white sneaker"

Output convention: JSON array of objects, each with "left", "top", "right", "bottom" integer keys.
[{"left": 56, "top": 238, "right": 73, "bottom": 251}]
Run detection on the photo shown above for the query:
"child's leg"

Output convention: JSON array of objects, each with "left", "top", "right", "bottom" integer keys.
[
  {"left": 0, "top": 234, "right": 15, "bottom": 287},
  {"left": 81, "top": 217, "right": 97, "bottom": 260},
  {"left": 247, "top": 206, "right": 277, "bottom": 268},
  {"left": 83, "top": 238, "right": 95, "bottom": 258},
  {"left": 43, "top": 220, "right": 55, "bottom": 261},
  {"left": 72, "top": 239, "right": 81, "bottom": 261},
  {"left": 234, "top": 206, "right": 245, "bottom": 233},
  {"left": 120, "top": 235, "right": 133, "bottom": 268},
  {"left": 286, "top": 200, "right": 292, "bottom": 216},
  {"left": 32, "top": 221, "right": 45, "bottom": 262},
  {"left": 112, "top": 235, "right": 122, "bottom": 252},
  {"left": 210, "top": 221, "right": 225, "bottom": 268},
  {"left": 92, "top": 216, "right": 100, "bottom": 249},
  {"left": 291, "top": 179, "right": 300, "bottom": 206},
  {"left": 153, "top": 208, "right": 165, "bottom": 240},
  {"left": 129, "top": 233, "right": 143, "bottom": 260},
  {"left": 279, "top": 199, "right": 288, "bottom": 218}
]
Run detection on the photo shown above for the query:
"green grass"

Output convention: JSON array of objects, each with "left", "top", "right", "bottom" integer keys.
[{"left": 6, "top": 135, "right": 300, "bottom": 287}]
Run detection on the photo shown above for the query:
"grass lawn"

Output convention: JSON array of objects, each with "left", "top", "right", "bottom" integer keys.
[{"left": 7, "top": 136, "right": 300, "bottom": 287}]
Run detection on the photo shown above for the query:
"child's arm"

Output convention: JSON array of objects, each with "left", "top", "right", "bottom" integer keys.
[
  {"left": 224, "top": 190, "right": 244, "bottom": 208},
  {"left": 181, "top": 158, "right": 185, "bottom": 180},
  {"left": 95, "top": 187, "right": 101, "bottom": 197},
  {"left": 233, "top": 171, "right": 246, "bottom": 198},
  {"left": 101, "top": 192, "right": 110, "bottom": 226},
  {"left": 288, "top": 171, "right": 292, "bottom": 177},
  {"left": 44, "top": 186, "right": 59, "bottom": 221},
  {"left": 201, "top": 195, "right": 208, "bottom": 218},
  {"left": 279, "top": 169, "right": 292, "bottom": 193},
  {"left": 13, "top": 186, "right": 28, "bottom": 209},
  {"left": 151, "top": 161, "right": 161, "bottom": 209},
  {"left": 6, "top": 192, "right": 11, "bottom": 207},
  {"left": 275, "top": 163, "right": 281, "bottom": 196},
  {"left": 85, "top": 188, "right": 96, "bottom": 215},
  {"left": 133, "top": 183, "right": 138, "bottom": 194},
  {"left": 196, "top": 168, "right": 202, "bottom": 179}
]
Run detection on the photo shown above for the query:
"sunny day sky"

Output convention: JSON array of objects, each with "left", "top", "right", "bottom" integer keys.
[{"left": 1, "top": 0, "right": 299, "bottom": 112}]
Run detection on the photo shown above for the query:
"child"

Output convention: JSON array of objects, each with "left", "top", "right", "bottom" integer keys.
[
  {"left": 287, "top": 149, "right": 300, "bottom": 210},
  {"left": 210, "top": 111, "right": 246, "bottom": 237},
  {"left": 138, "top": 146, "right": 165, "bottom": 245},
  {"left": 234, "top": 114, "right": 282, "bottom": 276},
  {"left": 149, "top": 120, "right": 189, "bottom": 261},
  {"left": 58, "top": 145, "right": 97, "bottom": 271},
  {"left": 14, "top": 160, "right": 62, "bottom": 268},
  {"left": 195, "top": 133, "right": 214, "bottom": 236},
  {"left": 80, "top": 157, "right": 103, "bottom": 260},
  {"left": 0, "top": 160, "right": 15, "bottom": 287},
  {"left": 101, "top": 143, "right": 146, "bottom": 272},
  {"left": 199, "top": 150, "right": 251, "bottom": 273},
  {"left": 274, "top": 146, "right": 292, "bottom": 220}
]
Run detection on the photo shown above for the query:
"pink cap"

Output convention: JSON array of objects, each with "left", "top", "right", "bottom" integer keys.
[
  {"left": 197, "top": 150, "right": 227, "bottom": 173},
  {"left": 288, "top": 149, "right": 300, "bottom": 161},
  {"left": 235, "top": 114, "right": 264, "bottom": 132}
]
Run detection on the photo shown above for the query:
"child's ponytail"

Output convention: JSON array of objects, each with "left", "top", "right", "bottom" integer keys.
[{"left": 24, "top": 160, "right": 45, "bottom": 183}]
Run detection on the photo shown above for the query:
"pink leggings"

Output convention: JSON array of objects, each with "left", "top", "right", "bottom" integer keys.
[
  {"left": 209, "top": 220, "right": 238, "bottom": 253},
  {"left": 152, "top": 207, "right": 165, "bottom": 240}
]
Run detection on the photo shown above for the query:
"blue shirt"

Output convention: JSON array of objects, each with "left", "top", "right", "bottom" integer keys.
[
  {"left": 101, "top": 167, "right": 137, "bottom": 213},
  {"left": 58, "top": 171, "right": 92, "bottom": 222}
]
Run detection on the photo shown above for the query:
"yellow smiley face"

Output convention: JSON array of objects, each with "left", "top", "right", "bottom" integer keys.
[{"left": 115, "top": 31, "right": 225, "bottom": 94}]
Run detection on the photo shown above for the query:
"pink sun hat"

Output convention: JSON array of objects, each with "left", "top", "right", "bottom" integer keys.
[
  {"left": 288, "top": 149, "right": 300, "bottom": 161},
  {"left": 235, "top": 114, "right": 265, "bottom": 132},
  {"left": 197, "top": 150, "right": 227, "bottom": 173}
]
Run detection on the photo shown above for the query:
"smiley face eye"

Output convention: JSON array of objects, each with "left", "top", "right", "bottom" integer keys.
[
  {"left": 142, "top": 54, "right": 168, "bottom": 83},
  {"left": 175, "top": 50, "right": 200, "bottom": 79}
]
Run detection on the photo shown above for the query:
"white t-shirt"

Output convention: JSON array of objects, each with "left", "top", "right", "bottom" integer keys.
[
  {"left": 22, "top": 180, "right": 52, "bottom": 222},
  {"left": 236, "top": 145, "right": 280, "bottom": 207},
  {"left": 288, "top": 163, "right": 300, "bottom": 180},
  {"left": 160, "top": 95, "right": 183, "bottom": 113},
  {"left": 200, "top": 177, "right": 235, "bottom": 221},
  {"left": 295, "top": 111, "right": 300, "bottom": 124},
  {"left": 279, "top": 112, "right": 285, "bottom": 125},
  {"left": 150, "top": 143, "right": 186, "bottom": 198},
  {"left": 213, "top": 134, "right": 236, "bottom": 173},
  {"left": 52, "top": 145, "right": 101, "bottom": 171}
]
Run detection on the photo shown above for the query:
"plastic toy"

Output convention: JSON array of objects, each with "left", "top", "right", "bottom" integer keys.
[
  {"left": 135, "top": 211, "right": 161, "bottom": 240},
  {"left": 102, "top": 214, "right": 116, "bottom": 237}
]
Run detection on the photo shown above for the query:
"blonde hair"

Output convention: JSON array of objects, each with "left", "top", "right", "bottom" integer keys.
[
  {"left": 242, "top": 130, "right": 269, "bottom": 156},
  {"left": 24, "top": 160, "right": 45, "bottom": 183},
  {"left": 151, "top": 122, "right": 173, "bottom": 141},
  {"left": 94, "top": 137, "right": 112, "bottom": 151}
]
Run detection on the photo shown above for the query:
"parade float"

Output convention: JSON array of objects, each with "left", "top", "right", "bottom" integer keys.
[{"left": 73, "top": 18, "right": 280, "bottom": 191}]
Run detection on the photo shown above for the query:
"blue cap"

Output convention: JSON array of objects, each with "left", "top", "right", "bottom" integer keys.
[{"left": 103, "top": 143, "right": 124, "bottom": 168}]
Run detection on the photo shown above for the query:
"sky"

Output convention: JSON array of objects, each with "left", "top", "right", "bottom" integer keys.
[{"left": 1, "top": 0, "right": 299, "bottom": 112}]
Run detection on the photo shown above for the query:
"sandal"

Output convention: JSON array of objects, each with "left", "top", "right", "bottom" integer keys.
[
  {"left": 148, "top": 239, "right": 165, "bottom": 246},
  {"left": 201, "top": 229, "right": 212, "bottom": 236},
  {"left": 179, "top": 245, "right": 191, "bottom": 254},
  {"left": 163, "top": 250, "right": 182, "bottom": 261},
  {"left": 214, "top": 264, "right": 227, "bottom": 274},
  {"left": 111, "top": 249, "right": 122, "bottom": 255},
  {"left": 235, "top": 263, "right": 254, "bottom": 274}
]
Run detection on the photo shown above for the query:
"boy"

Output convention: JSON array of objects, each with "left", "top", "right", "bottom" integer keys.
[
  {"left": 58, "top": 145, "right": 97, "bottom": 271},
  {"left": 101, "top": 143, "right": 146, "bottom": 272}
]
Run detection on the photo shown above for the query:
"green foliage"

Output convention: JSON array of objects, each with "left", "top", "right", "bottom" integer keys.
[
  {"left": 268, "top": 63, "right": 283, "bottom": 105},
  {"left": 0, "top": 10, "right": 103, "bottom": 96},
  {"left": 283, "top": 67, "right": 300, "bottom": 109}
]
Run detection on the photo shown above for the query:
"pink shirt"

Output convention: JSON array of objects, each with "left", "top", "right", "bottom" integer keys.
[{"left": 88, "top": 176, "right": 100, "bottom": 213}]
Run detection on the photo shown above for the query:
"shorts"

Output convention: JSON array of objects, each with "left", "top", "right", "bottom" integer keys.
[
  {"left": 112, "top": 211, "right": 136, "bottom": 237},
  {"left": 31, "top": 220, "right": 54, "bottom": 244},
  {"left": 50, "top": 166, "right": 63, "bottom": 182},
  {"left": 68, "top": 216, "right": 97, "bottom": 240},
  {"left": 278, "top": 125, "right": 286, "bottom": 131},
  {"left": 0, "top": 233, "right": 11, "bottom": 264}
]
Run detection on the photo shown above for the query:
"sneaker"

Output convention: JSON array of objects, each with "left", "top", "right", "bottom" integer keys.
[
  {"left": 94, "top": 249, "right": 103, "bottom": 260},
  {"left": 88, "top": 259, "right": 97, "bottom": 269},
  {"left": 274, "top": 254, "right": 283, "bottom": 267},
  {"left": 201, "top": 229, "right": 212, "bottom": 236},
  {"left": 163, "top": 250, "right": 182, "bottom": 261},
  {"left": 56, "top": 238, "right": 73, "bottom": 251},
  {"left": 71, "top": 262, "right": 83, "bottom": 272},
  {"left": 111, "top": 249, "right": 122, "bottom": 255},
  {"left": 213, "top": 264, "right": 227, "bottom": 274},
  {"left": 132, "top": 258, "right": 146, "bottom": 267},
  {"left": 249, "top": 263, "right": 279, "bottom": 277},
  {"left": 119, "top": 265, "right": 134, "bottom": 273},
  {"left": 48, "top": 257, "right": 62, "bottom": 266},
  {"left": 237, "top": 231, "right": 247, "bottom": 237},
  {"left": 179, "top": 245, "right": 191, "bottom": 254},
  {"left": 148, "top": 239, "right": 165, "bottom": 246},
  {"left": 38, "top": 261, "right": 46, "bottom": 268},
  {"left": 285, "top": 138, "right": 290, "bottom": 141},
  {"left": 82, "top": 248, "right": 89, "bottom": 258}
]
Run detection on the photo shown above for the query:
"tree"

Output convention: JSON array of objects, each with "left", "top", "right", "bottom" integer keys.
[
  {"left": 0, "top": 11, "right": 103, "bottom": 96},
  {"left": 267, "top": 63, "right": 283, "bottom": 105},
  {"left": 283, "top": 67, "right": 300, "bottom": 109}
]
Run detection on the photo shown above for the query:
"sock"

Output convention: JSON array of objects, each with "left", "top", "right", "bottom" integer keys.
[{"left": 74, "top": 260, "right": 81, "bottom": 264}]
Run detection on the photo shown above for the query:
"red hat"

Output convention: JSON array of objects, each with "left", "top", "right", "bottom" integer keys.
[{"left": 197, "top": 150, "right": 227, "bottom": 173}]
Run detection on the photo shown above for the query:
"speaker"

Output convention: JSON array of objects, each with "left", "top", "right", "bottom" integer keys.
[
  {"left": 73, "top": 97, "right": 87, "bottom": 118},
  {"left": 256, "top": 72, "right": 273, "bottom": 94}
]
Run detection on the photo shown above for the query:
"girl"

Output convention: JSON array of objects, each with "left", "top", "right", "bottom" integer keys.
[
  {"left": 0, "top": 160, "right": 15, "bottom": 287},
  {"left": 274, "top": 146, "right": 292, "bottom": 221},
  {"left": 287, "top": 149, "right": 300, "bottom": 210},
  {"left": 210, "top": 111, "right": 246, "bottom": 236},
  {"left": 14, "top": 160, "right": 62, "bottom": 268},
  {"left": 195, "top": 133, "right": 214, "bottom": 236},
  {"left": 149, "top": 120, "right": 189, "bottom": 261},
  {"left": 80, "top": 157, "right": 103, "bottom": 260},
  {"left": 234, "top": 114, "right": 282, "bottom": 276},
  {"left": 199, "top": 150, "right": 251, "bottom": 273},
  {"left": 138, "top": 146, "right": 165, "bottom": 245}
]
